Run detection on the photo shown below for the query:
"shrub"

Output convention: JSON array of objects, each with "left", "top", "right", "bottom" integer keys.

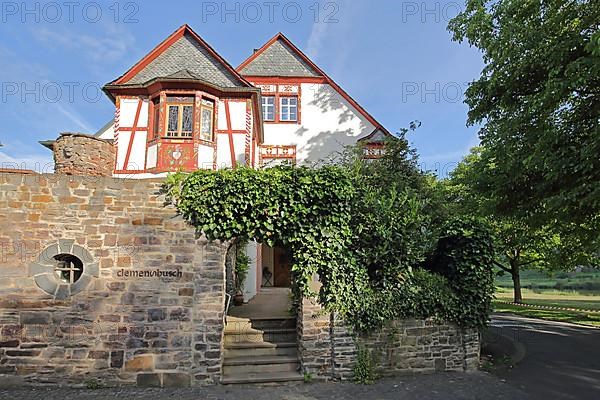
[
  {"left": 353, "top": 344, "right": 378, "bottom": 385},
  {"left": 424, "top": 219, "right": 496, "bottom": 327}
]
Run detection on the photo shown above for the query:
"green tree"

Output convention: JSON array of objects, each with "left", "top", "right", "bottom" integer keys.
[
  {"left": 446, "top": 148, "right": 595, "bottom": 302},
  {"left": 448, "top": 0, "right": 600, "bottom": 243}
]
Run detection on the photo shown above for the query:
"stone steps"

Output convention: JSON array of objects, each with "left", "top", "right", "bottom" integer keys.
[
  {"left": 223, "top": 328, "right": 297, "bottom": 344},
  {"left": 221, "top": 370, "right": 304, "bottom": 385},
  {"left": 222, "top": 354, "right": 300, "bottom": 375},
  {"left": 222, "top": 315, "right": 301, "bottom": 384}
]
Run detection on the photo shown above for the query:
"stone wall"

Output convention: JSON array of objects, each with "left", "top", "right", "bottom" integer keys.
[
  {"left": 299, "top": 297, "right": 480, "bottom": 381},
  {"left": 0, "top": 173, "right": 227, "bottom": 387},
  {"left": 53, "top": 133, "right": 115, "bottom": 176}
]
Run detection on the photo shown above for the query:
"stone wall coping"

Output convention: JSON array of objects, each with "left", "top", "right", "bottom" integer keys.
[{"left": 58, "top": 132, "right": 114, "bottom": 144}]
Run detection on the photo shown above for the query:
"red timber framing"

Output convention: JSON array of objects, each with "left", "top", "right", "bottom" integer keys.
[
  {"left": 238, "top": 32, "right": 392, "bottom": 137},
  {"left": 223, "top": 100, "right": 237, "bottom": 168},
  {"left": 121, "top": 98, "right": 144, "bottom": 171},
  {"left": 104, "top": 24, "right": 264, "bottom": 175}
]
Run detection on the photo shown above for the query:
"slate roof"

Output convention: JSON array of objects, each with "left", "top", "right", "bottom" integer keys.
[
  {"left": 358, "top": 128, "right": 394, "bottom": 142},
  {"left": 124, "top": 32, "right": 247, "bottom": 87},
  {"left": 238, "top": 38, "right": 321, "bottom": 77}
]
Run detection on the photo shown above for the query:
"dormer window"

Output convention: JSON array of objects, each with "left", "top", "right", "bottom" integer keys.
[{"left": 166, "top": 96, "right": 194, "bottom": 137}]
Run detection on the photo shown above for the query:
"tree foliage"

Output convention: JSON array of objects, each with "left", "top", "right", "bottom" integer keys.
[
  {"left": 448, "top": 0, "right": 600, "bottom": 243},
  {"left": 445, "top": 147, "right": 598, "bottom": 302}
]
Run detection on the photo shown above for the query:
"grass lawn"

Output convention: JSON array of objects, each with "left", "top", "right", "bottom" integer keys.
[
  {"left": 493, "top": 269, "right": 600, "bottom": 327},
  {"left": 493, "top": 301, "right": 600, "bottom": 327},
  {"left": 495, "top": 287, "right": 600, "bottom": 311},
  {"left": 493, "top": 287, "right": 600, "bottom": 327}
]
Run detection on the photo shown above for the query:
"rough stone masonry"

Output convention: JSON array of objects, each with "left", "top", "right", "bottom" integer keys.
[{"left": 0, "top": 172, "right": 227, "bottom": 387}]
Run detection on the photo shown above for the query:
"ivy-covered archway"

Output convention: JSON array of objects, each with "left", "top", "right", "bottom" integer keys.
[{"left": 163, "top": 163, "right": 495, "bottom": 332}]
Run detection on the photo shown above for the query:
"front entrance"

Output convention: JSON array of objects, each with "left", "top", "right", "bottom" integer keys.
[
  {"left": 261, "top": 245, "right": 291, "bottom": 288},
  {"left": 273, "top": 247, "right": 292, "bottom": 287}
]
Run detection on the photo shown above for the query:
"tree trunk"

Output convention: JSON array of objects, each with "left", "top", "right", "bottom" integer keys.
[{"left": 510, "top": 260, "right": 523, "bottom": 303}]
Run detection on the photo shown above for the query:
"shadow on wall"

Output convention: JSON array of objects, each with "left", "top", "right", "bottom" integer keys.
[
  {"left": 308, "top": 84, "right": 357, "bottom": 126},
  {"left": 307, "top": 84, "right": 375, "bottom": 135},
  {"left": 300, "top": 128, "right": 355, "bottom": 164}
]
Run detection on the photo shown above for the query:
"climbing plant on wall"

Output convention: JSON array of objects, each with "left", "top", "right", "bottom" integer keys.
[{"left": 163, "top": 142, "right": 496, "bottom": 331}]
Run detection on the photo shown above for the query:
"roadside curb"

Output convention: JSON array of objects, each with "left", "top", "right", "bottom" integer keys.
[{"left": 482, "top": 328, "right": 526, "bottom": 366}]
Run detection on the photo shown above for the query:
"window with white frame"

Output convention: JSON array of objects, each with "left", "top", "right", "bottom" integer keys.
[
  {"left": 279, "top": 96, "right": 298, "bottom": 122},
  {"left": 262, "top": 96, "right": 275, "bottom": 121}
]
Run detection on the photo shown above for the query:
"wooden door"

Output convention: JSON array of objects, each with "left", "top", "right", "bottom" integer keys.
[{"left": 273, "top": 247, "right": 291, "bottom": 287}]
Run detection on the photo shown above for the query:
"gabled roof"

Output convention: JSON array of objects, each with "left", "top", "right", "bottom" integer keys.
[
  {"left": 357, "top": 128, "right": 392, "bottom": 143},
  {"left": 238, "top": 36, "right": 322, "bottom": 77},
  {"left": 108, "top": 25, "right": 252, "bottom": 88},
  {"left": 237, "top": 33, "right": 392, "bottom": 137}
]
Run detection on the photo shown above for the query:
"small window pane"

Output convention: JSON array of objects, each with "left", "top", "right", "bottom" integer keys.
[
  {"left": 280, "top": 97, "right": 298, "bottom": 122},
  {"left": 200, "top": 107, "right": 213, "bottom": 141},
  {"left": 54, "top": 254, "right": 83, "bottom": 284},
  {"left": 167, "top": 96, "right": 194, "bottom": 103},
  {"left": 262, "top": 96, "right": 275, "bottom": 121},
  {"left": 167, "top": 105, "right": 179, "bottom": 136},
  {"left": 181, "top": 105, "right": 193, "bottom": 136}
]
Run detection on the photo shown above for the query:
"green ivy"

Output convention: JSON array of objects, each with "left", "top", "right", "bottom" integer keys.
[{"left": 163, "top": 161, "right": 495, "bottom": 331}]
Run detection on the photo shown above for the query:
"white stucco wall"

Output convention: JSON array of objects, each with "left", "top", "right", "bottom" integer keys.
[
  {"left": 261, "top": 83, "right": 376, "bottom": 164},
  {"left": 95, "top": 121, "right": 114, "bottom": 140},
  {"left": 243, "top": 241, "right": 258, "bottom": 302}
]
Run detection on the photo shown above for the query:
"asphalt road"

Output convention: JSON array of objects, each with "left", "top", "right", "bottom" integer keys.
[{"left": 490, "top": 314, "right": 600, "bottom": 400}]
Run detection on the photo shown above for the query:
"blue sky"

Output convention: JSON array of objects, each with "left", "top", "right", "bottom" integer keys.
[{"left": 0, "top": 0, "right": 482, "bottom": 175}]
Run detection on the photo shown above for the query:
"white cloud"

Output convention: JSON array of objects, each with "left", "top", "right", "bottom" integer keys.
[
  {"left": 306, "top": 21, "right": 329, "bottom": 60},
  {"left": 0, "top": 150, "right": 54, "bottom": 173},
  {"left": 32, "top": 25, "right": 135, "bottom": 63}
]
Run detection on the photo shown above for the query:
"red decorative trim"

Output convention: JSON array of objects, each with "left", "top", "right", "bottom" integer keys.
[
  {"left": 259, "top": 145, "right": 297, "bottom": 167},
  {"left": 362, "top": 142, "right": 385, "bottom": 159},
  {"left": 113, "top": 170, "right": 150, "bottom": 175},
  {"left": 247, "top": 76, "right": 327, "bottom": 84},
  {"left": 119, "top": 127, "right": 149, "bottom": 132},
  {"left": 122, "top": 99, "right": 143, "bottom": 170},
  {"left": 245, "top": 100, "right": 252, "bottom": 166},
  {"left": 238, "top": 33, "right": 391, "bottom": 136},
  {"left": 114, "top": 97, "right": 120, "bottom": 147},
  {"left": 216, "top": 129, "right": 247, "bottom": 134}
]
